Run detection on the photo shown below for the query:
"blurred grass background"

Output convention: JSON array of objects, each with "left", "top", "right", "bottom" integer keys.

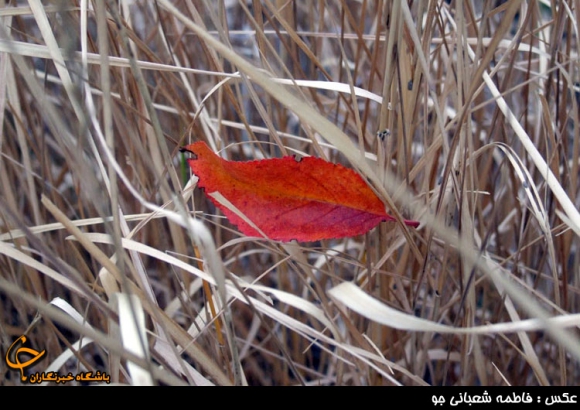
[{"left": 1, "top": 0, "right": 580, "bottom": 386}]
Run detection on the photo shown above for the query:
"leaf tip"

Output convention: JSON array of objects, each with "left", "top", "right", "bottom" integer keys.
[
  {"left": 404, "top": 219, "right": 420, "bottom": 228},
  {"left": 179, "top": 145, "right": 197, "bottom": 159},
  {"left": 181, "top": 141, "right": 215, "bottom": 160}
]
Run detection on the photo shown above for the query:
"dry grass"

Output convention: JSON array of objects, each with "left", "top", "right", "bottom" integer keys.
[{"left": 1, "top": 0, "right": 579, "bottom": 386}]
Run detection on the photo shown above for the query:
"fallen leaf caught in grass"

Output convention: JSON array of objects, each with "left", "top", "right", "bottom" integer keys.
[{"left": 181, "top": 141, "right": 419, "bottom": 242}]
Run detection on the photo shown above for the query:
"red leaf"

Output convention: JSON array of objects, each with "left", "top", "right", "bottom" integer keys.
[{"left": 181, "top": 141, "right": 419, "bottom": 242}]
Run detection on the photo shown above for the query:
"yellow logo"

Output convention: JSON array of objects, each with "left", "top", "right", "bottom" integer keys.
[
  {"left": 5, "top": 335, "right": 46, "bottom": 382},
  {"left": 6, "top": 335, "right": 110, "bottom": 384}
]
